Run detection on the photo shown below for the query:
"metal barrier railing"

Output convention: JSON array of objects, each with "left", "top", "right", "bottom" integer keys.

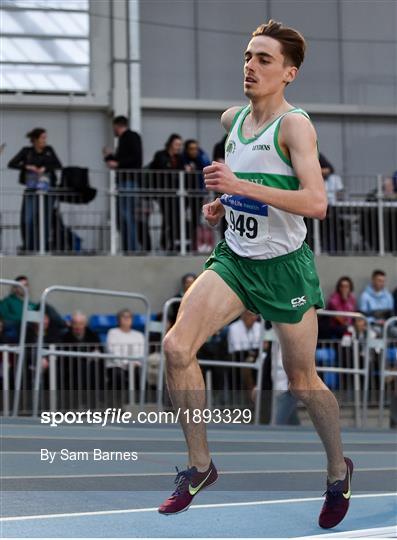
[
  {"left": 379, "top": 316, "right": 397, "bottom": 426},
  {"left": 157, "top": 297, "right": 266, "bottom": 424},
  {"left": 30, "top": 286, "right": 151, "bottom": 416},
  {"left": 1, "top": 170, "right": 396, "bottom": 256},
  {"left": 316, "top": 310, "right": 371, "bottom": 427}
]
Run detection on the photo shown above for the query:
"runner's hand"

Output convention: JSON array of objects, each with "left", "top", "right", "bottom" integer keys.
[
  {"left": 204, "top": 161, "right": 241, "bottom": 194},
  {"left": 202, "top": 198, "right": 225, "bottom": 226}
]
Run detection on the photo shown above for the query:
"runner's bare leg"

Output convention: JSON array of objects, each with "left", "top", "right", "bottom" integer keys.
[
  {"left": 163, "top": 270, "right": 244, "bottom": 471},
  {"left": 274, "top": 307, "right": 347, "bottom": 482}
]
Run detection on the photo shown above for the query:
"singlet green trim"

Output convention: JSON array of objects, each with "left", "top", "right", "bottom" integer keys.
[
  {"left": 273, "top": 108, "right": 311, "bottom": 167},
  {"left": 225, "top": 106, "right": 246, "bottom": 150},
  {"left": 237, "top": 106, "right": 297, "bottom": 145},
  {"left": 235, "top": 172, "right": 300, "bottom": 190}
]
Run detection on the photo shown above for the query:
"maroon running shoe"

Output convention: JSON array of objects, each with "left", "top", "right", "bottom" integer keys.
[
  {"left": 319, "top": 457, "right": 354, "bottom": 529},
  {"left": 158, "top": 461, "right": 218, "bottom": 515}
]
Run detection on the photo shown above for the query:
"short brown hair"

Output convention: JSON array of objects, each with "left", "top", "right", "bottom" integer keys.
[{"left": 252, "top": 20, "right": 306, "bottom": 68}]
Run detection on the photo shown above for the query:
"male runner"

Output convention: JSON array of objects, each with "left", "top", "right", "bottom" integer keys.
[{"left": 158, "top": 20, "right": 353, "bottom": 529}]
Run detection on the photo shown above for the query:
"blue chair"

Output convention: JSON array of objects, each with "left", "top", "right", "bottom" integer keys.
[{"left": 316, "top": 347, "right": 339, "bottom": 389}]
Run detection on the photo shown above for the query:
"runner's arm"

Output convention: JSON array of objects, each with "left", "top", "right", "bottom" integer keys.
[
  {"left": 221, "top": 107, "right": 243, "bottom": 132},
  {"left": 204, "top": 115, "right": 327, "bottom": 220}
]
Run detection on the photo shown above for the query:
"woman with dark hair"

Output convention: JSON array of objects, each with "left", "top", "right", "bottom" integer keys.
[
  {"left": 326, "top": 276, "right": 357, "bottom": 337},
  {"left": 148, "top": 134, "right": 185, "bottom": 251},
  {"left": 8, "top": 128, "right": 62, "bottom": 252}
]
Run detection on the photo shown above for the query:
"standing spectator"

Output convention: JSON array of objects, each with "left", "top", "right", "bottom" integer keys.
[
  {"left": 212, "top": 134, "right": 227, "bottom": 163},
  {"left": 393, "top": 287, "right": 397, "bottom": 316},
  {"left": 359, "top": 270, "right": 394, "bottom": 335},
  {"left": 148, "top": 134, "right": 185, "bottom": 251},
  {"left": 182, "top": 140, "right": 211, "bottom": 247},
  {"left": 319, "top": 153, "right": 344, "bottom": 205},
  {"left": 228, "top": 310, "right": 262, "bottom": 401},
  {"left": 103, "top": 116, "right": 143, "bottom": 252},
  {"left": 106, "top": 309, "right": 145, "bottom": 404},
  {"left": 8, "top": 128, "right": 62, "bottom": 252},
  {"left": 326, "top": 276, "right": 357, "bottom": 338}
]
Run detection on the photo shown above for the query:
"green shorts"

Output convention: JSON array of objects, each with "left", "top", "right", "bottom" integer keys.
[{"left": 204, "top": 240, "right": 324, "bottom": 324}]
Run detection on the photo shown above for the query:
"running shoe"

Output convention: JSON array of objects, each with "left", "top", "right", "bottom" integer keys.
[
  {"left": 158, "top": 461, "right": 218, "bottom": 515},
  {"left": 319, "top": 457, "right": 354, "bottom": 529}
]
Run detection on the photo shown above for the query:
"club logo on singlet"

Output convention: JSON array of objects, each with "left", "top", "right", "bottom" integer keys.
[{"left": 226, "top": 140, "right": 236, "bottom": 155}]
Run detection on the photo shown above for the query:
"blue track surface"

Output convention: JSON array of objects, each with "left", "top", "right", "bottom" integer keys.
[{"left": 1, "top": 419, "right": 396, "bottom": 538}]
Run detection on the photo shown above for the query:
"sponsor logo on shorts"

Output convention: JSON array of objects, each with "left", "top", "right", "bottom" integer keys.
[
  {"left": 291, "top": 296, "right": 307, "bottom": 308},
  {"left": 252, "top": 144, "right": 270, "bottom": 151},
  {"left": 226, "top": 140, "right": 236, "bottom": 155}
]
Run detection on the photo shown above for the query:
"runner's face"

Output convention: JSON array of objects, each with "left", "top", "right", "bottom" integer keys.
[{"left": 243, "top": 36, "right": 296, "bottom": 99}]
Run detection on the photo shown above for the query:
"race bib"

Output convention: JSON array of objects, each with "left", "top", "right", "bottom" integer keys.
[{"left": 220, "top": 194, "right": 269, "bottom": 241}]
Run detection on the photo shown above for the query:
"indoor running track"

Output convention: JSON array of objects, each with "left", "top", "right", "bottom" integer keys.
[{"left": 1, "top": 418, "right": 396, "bottom": 538}]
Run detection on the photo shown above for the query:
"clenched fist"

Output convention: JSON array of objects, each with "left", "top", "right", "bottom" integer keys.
[{"left": 202, "top": 198, "right": 225, "bottom": 227}]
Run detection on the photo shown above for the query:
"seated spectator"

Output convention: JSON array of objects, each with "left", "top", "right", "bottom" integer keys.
[
  {"left": 0, "top": 276, "right": 37, "bottom": 330},
  {"left": 326, "top": 276, "right": 357, "bottom": 338},
  {"left": 228, "top": 310, "right": 262, "bottom": 401},
  {"left": 0, "top": 275, "right": 66, "bottom": 339},
  {"left": 58, "top": 311, "right": 103, "bottom": 405},
  {"left": 106, "top": 309, "right": 145, "bottom": 404},
  {"left": 167, "top": 273, "right": 197, "bottom": 328},
  {"left": 62, "top": 311, "right": 101, "bottom": 348},
  {"left": 359, "top": 270, "right": 394, "bottom": 336},
  {"left": 106, "top": 309, "right": 145, "bottom": 367}
]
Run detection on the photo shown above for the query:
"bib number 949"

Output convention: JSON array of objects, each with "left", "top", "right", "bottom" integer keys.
[{"left": 229, "top": 210, "right": 258, "bottom": 239}]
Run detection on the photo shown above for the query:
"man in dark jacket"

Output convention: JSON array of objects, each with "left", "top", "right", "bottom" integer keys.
[{"left": 103, "top": 116, "right": 143, "bottom": 252}]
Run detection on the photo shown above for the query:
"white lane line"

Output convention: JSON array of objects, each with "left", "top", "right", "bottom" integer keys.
[
  {"left": 297, "top": 525, "right": 397, "bottom": 538},
  {"left": 2, "top": 467, "right": 396, "bottom": 480},
  {"left": 1, "top": 493, "right": 395, "bottom": 522},
  {"left": 2, "top": 450, "right": 396, "bottom": 456},
  {"left": 2, "top": 434, "right": 396, "bottom": 445}
]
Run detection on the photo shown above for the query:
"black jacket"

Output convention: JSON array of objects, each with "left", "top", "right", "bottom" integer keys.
[
  {"left": 148, "top": 150, "right": 184, "bottom": 171},
  {"left": 8, "top": 145, "right": 62, "bottom": 187},
  {"left": 105, "top": 129, "right": 142, "bottom": 170}
]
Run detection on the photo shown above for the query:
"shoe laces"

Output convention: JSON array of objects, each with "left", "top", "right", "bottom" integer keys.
[
  {"left": 323, "top": 479, "right": 344, "bottom": 498},
  {"left": 172, "top": 466, "right": 195, "bottom": 496}
]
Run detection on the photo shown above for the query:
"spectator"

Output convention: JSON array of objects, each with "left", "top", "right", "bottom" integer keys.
[
  {"left": 60, "top": 311, "right": 103, "bottom": 405},
  {"left": 383, "top": 177, "right": 397, "bottom": 200},
  {"left": 393, "top": 287, "right": 397, "bottom": 316},
  {"left": 0, "top": 276, "right": 37, "bottom": 330},
  {"left": 319, "top": 153, "right": 344, "bottom": 204},
  {"left": 228, "top": 310, "right": 262, "bottom": 401},
  {"left": 168, "top": 273, "right": 197, "bottom": 328},
  {"left": 8, "top": 128, "right": 62, "bottom": 252},
  {"left": 212, "top": 134, "right": 227, "bottom": 163},
  {"left": 63, "top": 311, "right": 102, "bottom": 347},
  {"left": 103, "top": 115, "right": 143, "bottom": 252},
  {"left": 359, "top": 270, "right": 394, "bottom": 335},
  {"left": 326, "top": 276, "right": 357, "bottom": 338},
  {"left": 148, "top": 134, "right": 185, "bottom": 251},
  {"left": 106, "top": 309, "right": 145, "bottom": 404},
  {"left": 182, "top": 139, "right": 211, "bottom": 249},
  {"left": 0, "top": 275, "right": 66, "bottom": 339}
]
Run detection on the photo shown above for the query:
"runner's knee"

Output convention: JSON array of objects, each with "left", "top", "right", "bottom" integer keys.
[{"left": 163, "top": 331, "right": 195, "bottom": 370}]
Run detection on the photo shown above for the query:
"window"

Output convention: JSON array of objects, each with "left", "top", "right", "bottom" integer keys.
[{"left": 0, "top": 0, "right": 90, "bottom": 92}]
